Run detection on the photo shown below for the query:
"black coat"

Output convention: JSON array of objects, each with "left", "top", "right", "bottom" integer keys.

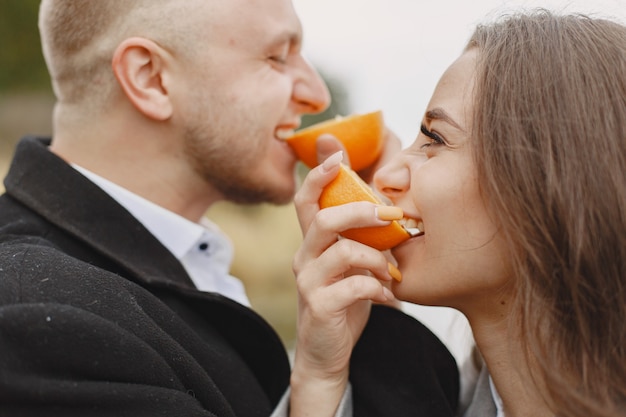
[{"left": 0, "top": 137, "right": 458, "bottom": 416}]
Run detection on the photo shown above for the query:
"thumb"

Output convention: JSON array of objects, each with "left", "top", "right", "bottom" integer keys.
[{"left": 316, "top": 134, "right": 352, "bottom": 168}]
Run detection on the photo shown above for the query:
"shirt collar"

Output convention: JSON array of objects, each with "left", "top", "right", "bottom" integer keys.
[{"left": 72, "top": 165, "right": 213, "bottom": 260}]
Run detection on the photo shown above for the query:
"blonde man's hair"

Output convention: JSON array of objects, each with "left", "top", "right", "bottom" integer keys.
[{"left": 38, "top": 0, "right": 194, "bottom": 106}]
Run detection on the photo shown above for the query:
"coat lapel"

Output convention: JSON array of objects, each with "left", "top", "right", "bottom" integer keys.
[
  {"left": 4, "top": 136, "right": 291, "bottom": 408},
  {"left": 4, "top": 136, "right": 195, "bottom": 290}
]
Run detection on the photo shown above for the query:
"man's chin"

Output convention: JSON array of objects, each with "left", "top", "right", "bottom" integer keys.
[{"left": 220, "top": 183, "right": 296, "bottom": 206}]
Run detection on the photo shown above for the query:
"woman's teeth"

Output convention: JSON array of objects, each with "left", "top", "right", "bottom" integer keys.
[{"left": 399, "top": 217, "right": 424, "bottom": 237}]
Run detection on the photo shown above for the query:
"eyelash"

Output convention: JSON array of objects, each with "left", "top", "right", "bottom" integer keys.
[
  {"left": 420, "top": 124, "right": 445, "bottom": 148},
  {"left": 269, "top": 55, "right": 287, "bottom": 65},
  {"left": 268, "top": 46, "right": 290, "bottom": 66}
]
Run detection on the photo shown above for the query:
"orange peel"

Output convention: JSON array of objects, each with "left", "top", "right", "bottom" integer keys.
[
  {"left": 319, "top": 163, "right": 411, "bottom": 251},
  {"left": 286, "top": 110, "right": 384, "bottom": 171}
]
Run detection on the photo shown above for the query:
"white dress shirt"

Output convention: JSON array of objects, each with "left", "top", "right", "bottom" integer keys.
[{"left": 73, "top": 165, "right": 250, "bottom": 306}]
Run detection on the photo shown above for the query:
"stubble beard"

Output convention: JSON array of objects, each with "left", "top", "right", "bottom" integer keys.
[{"left": 182, "top": 122, "right": 296, "bottom": 206}]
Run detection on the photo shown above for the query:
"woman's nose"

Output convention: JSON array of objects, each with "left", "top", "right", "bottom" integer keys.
[{"left": 373, "top": 156, "right": 410, "bottom": 203}]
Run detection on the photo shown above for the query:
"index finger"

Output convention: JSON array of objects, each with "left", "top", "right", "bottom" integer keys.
[
  {"left": 293, "top": 151, "right": 343, "bottom": 234},
  {"left": 316, "top": 134, "right": 352, "bottom": 168}
]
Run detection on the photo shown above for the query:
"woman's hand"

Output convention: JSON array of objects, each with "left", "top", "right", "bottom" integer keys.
[{"left": 289, "top": 151, "right": 398, "bottom": 417}]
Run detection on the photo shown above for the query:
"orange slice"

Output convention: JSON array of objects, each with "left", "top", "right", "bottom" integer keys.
[
  {"left": 286, "top": 110, "right": 384, "bottom": 171},
  {"left": 319, "top": 163, "right": 411, "bottom": 251}
]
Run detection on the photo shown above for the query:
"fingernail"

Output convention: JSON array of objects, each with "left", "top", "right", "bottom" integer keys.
[
  {"left": 383, "top": 287, "right": 395, "bottom": 300},
  {"left": 321, "top": 151, "right": 343, "bottom": 173},
  {"left": 376, "top": 206, "right": 404, "bottom": 221},
  {"left": 387, "top": 262, "right": 402, "bottom": 282}
]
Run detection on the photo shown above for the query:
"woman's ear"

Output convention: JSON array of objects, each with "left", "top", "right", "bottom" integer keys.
[{"left": 112, "top": 37, "right": 173, "bottom": 121}]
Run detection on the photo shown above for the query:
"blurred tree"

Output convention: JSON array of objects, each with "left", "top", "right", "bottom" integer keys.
[{"left": 0, "top": 0, "right": 52, "bottom": 92}]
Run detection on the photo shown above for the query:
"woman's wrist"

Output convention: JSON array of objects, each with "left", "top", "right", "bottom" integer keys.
[{"left": 289, "top": 366, "right": 349, "bottom": 417}]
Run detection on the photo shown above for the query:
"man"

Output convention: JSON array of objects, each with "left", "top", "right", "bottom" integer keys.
[{"left": 0, "top": 0, "right": 459, "bottom": 416}]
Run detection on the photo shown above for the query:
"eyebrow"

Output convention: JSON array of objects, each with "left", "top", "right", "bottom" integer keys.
[
  {"left": 265, "top": 31, "right": 301, "bottom": 57},
  {"left": 276, "top": 26, "right": 303, "bottom": 48},
  {"left": 424, "top": 108, "right": 465, "bottom": 132}
]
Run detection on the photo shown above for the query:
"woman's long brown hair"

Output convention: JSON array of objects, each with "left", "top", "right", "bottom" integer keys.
[{"left": 468, "top": 11, "right": 626, "bottom": 416}]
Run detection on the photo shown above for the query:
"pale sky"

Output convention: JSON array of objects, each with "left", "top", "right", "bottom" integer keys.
[
  {"left": 291, "top": 0, "right": 626, "bottom": 363},
  {"left": 293, "top": 0, "right": 626, "bottom": 145}
]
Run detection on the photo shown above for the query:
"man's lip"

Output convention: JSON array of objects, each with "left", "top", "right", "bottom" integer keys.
[
  {"left": 275, "top": 128, "right": 296, "bottom": 140},
  {"left": 275, "top": 120, "right": 302, "bottom": 140}
]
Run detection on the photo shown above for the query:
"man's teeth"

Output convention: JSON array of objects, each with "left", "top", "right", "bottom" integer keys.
[
  {"left": 276, "top": 128, "right": 295, "bottom": 140},
  {"left": 399, "top": 217, "right": 425, "bottom": 237}
]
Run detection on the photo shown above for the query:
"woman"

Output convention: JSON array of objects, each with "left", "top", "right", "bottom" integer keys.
[{"left": 288, "top": 10, "right": 626, "bottom": 417}]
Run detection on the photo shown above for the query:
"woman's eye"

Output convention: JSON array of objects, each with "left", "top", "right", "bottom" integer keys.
[{"left": 419, "top": 124, "right": 445, "bottom": 149}]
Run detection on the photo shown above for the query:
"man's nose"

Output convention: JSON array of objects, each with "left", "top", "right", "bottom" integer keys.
[{"left": 292, "top": 56, "right": 331, "bottom": 115}]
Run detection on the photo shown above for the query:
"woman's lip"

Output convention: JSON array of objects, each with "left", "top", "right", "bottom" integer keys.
[
  {"left": 404, "top": 227, "right": 424, "bottom": 237},
  {"left": 398, "top": 217, "right": 424, "bottom": 236},
  {"left": 392, "top": 227, "right": 425, "bottom": 254}
]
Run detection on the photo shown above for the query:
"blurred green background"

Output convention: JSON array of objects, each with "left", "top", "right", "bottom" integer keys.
[{"left": 0, "top": 0, "right": 351, "bottom": 350}]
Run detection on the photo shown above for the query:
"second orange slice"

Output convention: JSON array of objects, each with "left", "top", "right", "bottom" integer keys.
[{"left": 286, "top": 110, "right": 384, "bottom": 171}]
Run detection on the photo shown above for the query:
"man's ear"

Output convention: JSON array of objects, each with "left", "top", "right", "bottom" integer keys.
[{"left": 112, "top": 37, "right": 173, "bottom": 121}]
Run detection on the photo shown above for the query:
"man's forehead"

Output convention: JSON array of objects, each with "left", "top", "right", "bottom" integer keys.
[{"left": 209, "top": 0, "right": 302, "bottom": 44}]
